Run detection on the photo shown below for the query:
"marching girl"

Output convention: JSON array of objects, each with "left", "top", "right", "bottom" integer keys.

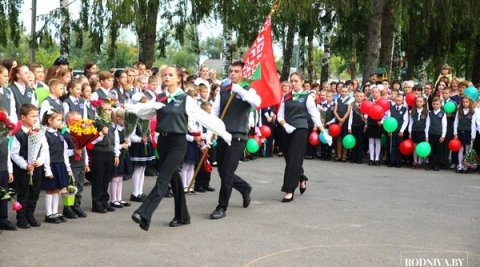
[
  {"left": 130, "top": 65, "right": 231, "bottom": 231},
  {"left": 42, "top": 108, "right": 72, "bottom": 223},
  {"left": 454, "top": 97, "right": 475, "bottom": 173},
  {"left": 408, "top": 96, "right": 428, "bottom": 169},
  {"left": 128, "top": 95, "right": 155, "bottom": 202},
  {"left": 365, "top": 86, "right": 383, "bottom": 166},
  {"left": 110, "top": 109, "right": 133, "bottom": 207}
]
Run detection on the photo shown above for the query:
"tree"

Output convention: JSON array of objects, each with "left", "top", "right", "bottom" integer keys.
[{"left": 362, "top": 0, "right": 385, "bottom": 84}]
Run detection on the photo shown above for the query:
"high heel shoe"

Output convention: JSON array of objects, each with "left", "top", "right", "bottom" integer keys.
[
  {"left": 299, "top": 181, "right": 307, "bottom": 195},
  {"left": 282, "top": 193, "right": 294, "bottom": 203}
]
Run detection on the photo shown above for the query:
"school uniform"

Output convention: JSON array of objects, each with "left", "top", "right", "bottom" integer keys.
[
  {"left": 0, "top": 140, "right": 15, "bottom": 229},
  {"left": 9, "top": 82, "right": 37, "bottom": 117},
  {"left": 409, "top": 108, "right": 427, "bottom": 144},
  {"left": 63, "top": 130, "right": 88, "bottom": 216},
  {"left": 0, "top": 86, "right": 18, "bottom": 123},
  {"left": 425, "top": 109, "right": 447, "bottom": 170},
  {"left": 112, "top": 125, "right": 133, "bottom": 177},
  {"left": 42, "top": 129, "right": 70, "bottom": 191},
  {"left": 10, "top": 126, "right": 49, "bottom": 227},
  {"left": 90, "top": 87, "right": 114, "bottom": 101},
  {"left": 112, "top": 87, "right": 130, "bottom": 105},
  {"left": 85, "top": 101, "right": 96, "bottom": 120},
  {"left": 40, "top": 95, "right": 64, "bottom": 121},
  {"left": 348, "top": 102, "right": 366, "bottom": 163},
  {"left": 441, "top": 98, "right": 457, "bottom": 168},
  {"left": 63, "top": 96, "right": 87, "bottom": 119},
  {"left": 454, "top": 109, "right": 475, "bottom": 171},
  {"left": 261, "top": 106, "right": 276, "bottom": 157},
  {"left": 388, "top": 105, "right": 408, "bottom": 166},
  {"left": 335, "top": 96, "right": 351, "bottom": 137},
  {"left": 194, "top": 126, "right": 214, "bottom": 192},
  {"left": 320, "top": 101, "right": 335, "bottom": 160},
  {"left": 89, "top": 122, "right": 118, "bottom": 212}
]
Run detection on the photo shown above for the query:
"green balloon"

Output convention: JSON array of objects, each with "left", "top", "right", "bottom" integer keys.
[
  {"left": 342, "top": 134, "right": 356, "bottom": 149},
  {"left": 415, "top": 141, "right": 431, "bottom": 158},
  {"left": 381, "top": 134, "right": 387, "bottom": 147},
  {"left": 383, "top": 117, "right": 398, "bottom": 133},
  {"left": 154, "top": 149, "right": 160, "bottom": 159},
  {"left": 443, "top": 102, "right": 456, "bottom": 114},
  {"left": 246, "top": 138, "right": 259, "bottom": 153},
  {"left": 35, "top": 87, "right": 50, "bottom": 106}
]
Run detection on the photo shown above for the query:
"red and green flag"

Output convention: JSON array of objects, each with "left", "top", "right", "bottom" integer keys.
[{"left": 242, "top": 15, "right": 281, "bottom": 109}]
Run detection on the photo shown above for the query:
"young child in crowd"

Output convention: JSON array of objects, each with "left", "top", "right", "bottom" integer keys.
[
  {"left": 11, "top": 104, "right": 47, "bottom": 228},
  {"left": 319, "top": 91, "right": 335, "bottom": 160},
  {"left": 63, "top": 79, "right": 87, "bottom": 119},
  {"left": 39, "top": 79, "right": 65, "bottom": 121},
  {"left": 387, "top": 95, "right": 408, "bottom": 168},
  {"left": 0, "top": 108, "right": 16, "bottom": 231},
  {"left": 333, "top": 87, "right": 352, "bottom": 162},
  {"left": 81, "top": 83, "right": 95, "bottom": 120},
  {"left": 41, "top": 108, "right": 72, "bottom": 223},
  {"left": 0, "top": 65, "right": 17, "bottom": 122},
  {"left": 110, "top": 109, "right": 132, "bottom": 208},
  {"left": 454, "top": 97, "right": 475, "bottom": 173},
  {"left": 194, "top": 101, "right": 216, "bottom": 193},
  {"left": 365, "top": 86, "right": 383, "bottom": 166},
  {"left": 182, "top": 88, "right": 202, "bottom": 193},
  {"left": 409, "top": 96, "right": 428, "bottom": 169},
  {"left": 348, "top": 91, "right": 366, "bottom": 164},
  {"left": 425, "top": 97, "right": 447, "bottom": 171}
]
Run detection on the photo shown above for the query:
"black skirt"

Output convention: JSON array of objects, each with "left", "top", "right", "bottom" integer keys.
[
  {"left": 458, "top": 130, "right": 472, "bottom": 146},
  {"left": 367, "top": 123, "right": 382, "bottom": 138},
  {"left": 41, "top": 162, "right": 69, "bottom": 190},
  {"left": 129, "top": 142, "right": 155, "bottom": 166},
  {"left": 411, "top": 130, "right": 425, "bottom": 144},
  {"left": 112, "top": 150, "right": 133, "bottom": 176}
]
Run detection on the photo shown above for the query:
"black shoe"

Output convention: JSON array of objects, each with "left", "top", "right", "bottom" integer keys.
[
  {"left": 72, "top": 207, "right": 87, "bottom": 218},
  {"left": 368, "top": 160, "right": 374, "bottom": 166},
  {"left": 387, "top": 163, "right": 394, "bottom": 167},
  {"left": 455, "top": 169, "right": 461, "bottom": 173},
  {"left": 110, "top": 201, "right": 124, "bottom": 208},
  {"left": 44, "top": 215, "right": 61, "bottom": 224},
  {"left": 239, "top": 157, "right": 249, "bottom": 162},
  {"left": 63, "top": 207, "right": 78, "bottom": 219},
  {"left": 349, "top": 160, "right": 355, "bottom": 163},
  {"left": 356, "top": 161, "right": 362, "bottom": 164},
  {"left": 395, "top": 164, "right": 401, "bottom": 168},
  {"left": 433, "top": 166, "right": 439, "bottom": 171},
  {"left": 425, "top": 165, "right": 432, "bottom": 171},
  {"left": 119, "top": 200, "right": 131, "bottom": 207},
  {"left": 56, "top": 214, "right": 68, "bottom": 223},
  {"left": 144, "top": 168, "right": 158, "bottom": 176},
  {"left": 130, "top": 194, "right": 145, "bottom": 202},
  {"left": 194, "top": 187, "right": 206, "bottom": 193},
  {"left": 205, "top": 186, "right": 215, "bottom": 192},
  {"left": 131, "top": 212, "right": 149, "bottom": 231},
  {"left": 169, "top": 218, "right": 191, "bottom": 227},
  {"left": 164, "top": 191, "right": 173, "bottom": 198},
  {"left": 299, "top": 181, "right": 307, "bottom": 195},
  {"left": 210, "top": 207, "right": 226, "bottom": 219},
  {"left": 0, "top": 220, "right": 17, "bottom": 231},
  {"left": 26, "top": 217, "right": 41, "bottom": 227},
  {"left": 103, "top": 204, "right": 116, "bottom": 212},
  {"left": 242, "top": 186, "right": 252, "bottom": 208},
  {"left": 16, "top": 221, "right": 31, "bottom": 229},
  {"left": 282, "top": 193, "right": 294, "bottom": 203},
  {"left": 92, "top": 207, "right": 107, "bottom": 213}
]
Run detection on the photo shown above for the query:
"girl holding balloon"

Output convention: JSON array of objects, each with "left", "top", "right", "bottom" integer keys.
[
  {"left": 408, "top": 96, "right": 428, "bottom": 169},
  {"left": 453, "top": 97, "right": 475, "bottom": 173},
  {"left": 365, "top": 86, "right": 384, "bottom": 166}
]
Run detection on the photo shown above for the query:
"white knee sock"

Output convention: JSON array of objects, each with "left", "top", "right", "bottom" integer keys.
[
  {"left": 138, "top": 166, "right": 146, "bottom": 195},
  {"left": 110, "top": 179, "right": 117, "bottom": 202},
  {"left": 458, "top": 145, "right": 467, "bottom": 169},
  {"left": 186, "top": 164, "right": 195, "bottom": 190},
  {"left": 52, "top": 194, "right": 59, "bottom": 214},
  {"left": 369, "top": 138, "right": 375, "bottom": 160},
  {"left": 374, "top": 139, "right": 381, "bottom": 161},
  {"left": 181, "top": 162, "right": 190, "bottom": 188},
  {"left": 115, "top": 177, "right": 123, "bottom": 201},
  {"left": 131, "top": 166, "right": 144, "bottom": 196},
  {"left": 45, "top": 194, "right": 53, "bottom": 216}
]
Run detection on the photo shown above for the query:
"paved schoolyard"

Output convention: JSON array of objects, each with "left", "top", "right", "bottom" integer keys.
[{"left": 2, "top": 157, "right": 479, "bottom": 266}]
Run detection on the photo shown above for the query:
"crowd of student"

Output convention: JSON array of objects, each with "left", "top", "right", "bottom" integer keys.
[{"left": 1, "top": 55, "right": 478, "bottom": 232}]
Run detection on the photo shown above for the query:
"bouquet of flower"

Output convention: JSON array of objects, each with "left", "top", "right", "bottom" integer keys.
[
  {"left": 137, "top": 119, "right": 150, "bottom": 154},
  {"left": 28, "top": 126, "right": 47, "bottom": 185},
  {"left": 60, "top": 176, "right": 78, "bottom": 206},
  {"left": 0, "top": 187, "right": 22, "bottom": 211},
  {"left": 124, "top": 111, "right": 139, "bottom": 137},
  {"left": 462, "top": 141, "right": 478, "bottom": 170},
  {"left": 0, "top": 112, "right": 16, "bottom": 145},
  {"left": 91, "top": 99, "right": 112, "bottom": 128},
  {"left": 68, "top": 119, "right": 99, "bottom": 161}
]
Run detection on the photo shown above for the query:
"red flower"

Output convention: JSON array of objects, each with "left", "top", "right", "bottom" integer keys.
[
  {"left": 91, "top": 99, "right": 104, "bottom": 108},
  {"left": 0, "top": 112, "right": 7, "bottom": 122}
]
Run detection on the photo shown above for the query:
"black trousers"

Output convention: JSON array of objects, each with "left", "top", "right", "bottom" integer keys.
[
  {"left": 351, "top": 124, "right": 365, "bottom": 162},
  {"left": 428, "top": 134, "right": 442, "bottom": 166},
  {"left": 72, "top": 166, "right": 85, "bottom": 208},
  {"left": 11, "top": 166, "right": 42, "bottom": 223},
  {"left": 0, "top": 170, "right": 9, "bottom": 220},
  {"left": 273, "top": 123, "right": 285, "bottom": 154},
  {"left": 305, "top": 126, "right": 317, "bottom": 158},
  {"left": 136, "top": 134, "right": 189, "bottom": 224},
  {"left": 282, "top": 128, "right": 308, "bottom": 193},
  {"left": 216, "top": 137, "right": 250, "bottom": 210},
  {"left": 390, "top": 130, "right": 403, "bottom": 164},
  {"left": 195, "top": 162, "right": 211, "bottom": 189},
  {"left": 90, "top": 151, "right": 114, "bottom": 209}
]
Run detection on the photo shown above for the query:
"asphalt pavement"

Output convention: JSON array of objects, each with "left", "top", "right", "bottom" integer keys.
[{"left": 1, "top": 156, "right": 479, "bottom": 267}]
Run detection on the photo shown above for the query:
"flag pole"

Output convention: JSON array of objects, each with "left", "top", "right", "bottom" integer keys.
[{"left": 187, "top": 0, "right": 281, "bottom": 191}]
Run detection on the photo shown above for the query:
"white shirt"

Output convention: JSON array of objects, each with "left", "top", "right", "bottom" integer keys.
[
  {"left": 0, "top": 87, "right": 18, "bottom": 123},
  {"left": 11, "top": 126, "right": 50, "bottom": 174},
  {"left": 348, "top": 102, "right": 362, "bottom": 130},
  {"left": 44, "top": 128, "right": 72, "bottom": 176},
  {"left": 90, "top": 88, "right": 112, "bottom": 101},
  {"left": 39, "top": 95, "right": 63, "bottom": 122},
  {"left": 408, "top": 108, "right": 426, "bottom": 133},
  {"left": 63, "top": 95, "right": 87, "bottom": 119},
  {"left": 454, "top": 108, "right": 476, "bottom": 139},
  {"left": 386, "top": 105, "right": 409, "bottom": 132},
  {"left": 425, "top": 109, "right": 447, "bottom": 138},
  {"left": 277, "top": 93, "right": 322, "bottom": 127}
]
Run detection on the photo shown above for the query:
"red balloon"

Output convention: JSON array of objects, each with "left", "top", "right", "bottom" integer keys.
[
  {"left": 328, "top": 124, "right": 341, "bottom": 137},
  {"left": 448, "top": 139, "right": 462, "bottom": 152},
  {"left": 376, "top": 98, "right": 391, "bottom": 112},
  {"left": 150, "top": 115, "right": 157, "bottom": 148},
  {"left": 308, "top": 131, "right": 320, "bottom": 146},
  {"left": 316, "top": 94, "right": 322, "bottom": 104},
  {"left": 399, "top": 139, "right": 415, "bottom": 155},
  {"left": 405, "top": 93, "right": 417, "bottom": 107},
  {"left": 360, "top": 100, "right": 374, "bottom": 114},
  {"left": 368, "top": 104, "right": 385, "bottom": 120},
  {"left": 259, "top": 125, "right": 272, "bottom": 138}
]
